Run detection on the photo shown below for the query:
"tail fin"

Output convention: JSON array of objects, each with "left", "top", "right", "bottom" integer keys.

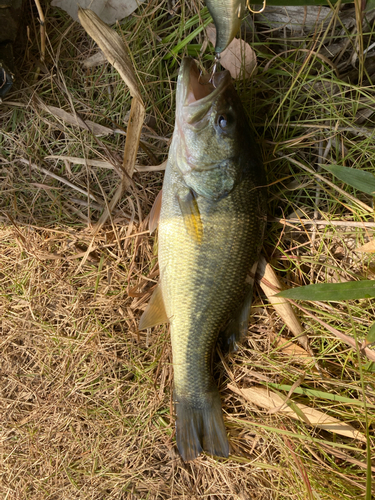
[{"left": 174, "top": 387, "right": 229, "bottom": 461}]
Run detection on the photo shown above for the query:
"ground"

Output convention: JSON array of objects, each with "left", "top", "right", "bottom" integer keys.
[{"left": 0, "top": 1, "right": 374, "bottom": 499}]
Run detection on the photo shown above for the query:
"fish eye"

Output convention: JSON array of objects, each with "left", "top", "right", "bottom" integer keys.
[{"left": 218, "top": 114, "right": 228, "bottom": 129}]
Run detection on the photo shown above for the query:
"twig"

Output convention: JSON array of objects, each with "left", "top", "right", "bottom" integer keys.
[
  {"left": 45, "top": 156, "right": 167, "bottom": 173},
  {"left": 33, "top": 0, "right": 46, "bottom": 62},
  {"left": 287, "top": 300, "right": 375, "bottom": 362},
  {"left": 260, "top": 123, "right": 375, "bottom": 139},
  {"left": 270, "top": 217, "right": 375, "bottom": 229},
  {"left": 19, "top": 158, "right": 98, "bottom": 202}
]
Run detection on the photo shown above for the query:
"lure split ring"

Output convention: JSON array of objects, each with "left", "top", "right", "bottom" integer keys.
[{"left": 246, "top": 0, "right": 267, "bottom": 14}]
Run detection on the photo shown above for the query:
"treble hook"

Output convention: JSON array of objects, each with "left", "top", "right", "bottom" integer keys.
[
  {"left": 209, "top": 54, "right": 221, "bottom": 86},
  {"left": 198, "top": 54, "right": 221, "bottom": 86}
]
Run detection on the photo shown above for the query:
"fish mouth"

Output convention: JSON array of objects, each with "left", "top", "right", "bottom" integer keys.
[{"left": 178, "top": 58, "right": 232, "bottom": 124}]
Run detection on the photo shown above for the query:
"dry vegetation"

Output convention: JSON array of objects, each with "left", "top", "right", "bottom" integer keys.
[{"left": 1, "top": 0, "right": 375, "bottom": 499}]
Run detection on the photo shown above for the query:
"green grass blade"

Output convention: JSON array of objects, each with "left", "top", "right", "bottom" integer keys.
[
  {"left": 320, "top": 164, "right": 375, "bottom": 196},
  {"left": 266, "top": 384, "right": 375, "bottom": 409},
  {"left": 163, "top": 12, "right": 212, "bottom": 60},
  {"left": 276, "top": 280, "right": 375, "bottom": 301},
  {"left": 367, "top": 323, "right": 375, "bottom": 346}
]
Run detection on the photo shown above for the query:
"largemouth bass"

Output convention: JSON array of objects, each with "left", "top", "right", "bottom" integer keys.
[
  {"left": 140, "top": 58, "right": 267, "bottom": 461},
  {"left": 205, "top": 0, "right": 247, "bottom": 53}
]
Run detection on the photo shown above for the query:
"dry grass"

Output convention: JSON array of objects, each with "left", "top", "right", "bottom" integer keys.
[{"left": 1, "top": 1, "right": 375, "bottom": 499}]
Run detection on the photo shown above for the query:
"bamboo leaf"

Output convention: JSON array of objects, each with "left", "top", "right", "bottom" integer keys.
[
  {"left": 228, "top": 385, "right": 366, "bottom": 442},
  {"left": 365, "top": 0, "right": 375, "bottom": 10},
  {"left": 366, "top": 322, "right": 375, "bottom": 346},
  {"left": 276, "top": 280, "right": 375, "bottom": 301},
  {"left": 272, "top": 336, "right": 312, "bottom": 364},
  {"left": 357, "top": 239, "right": 375, "bottom": 253},
  {"left": 266, "top": 383, "right": 375, "bottom": 409},
  {"left": 257, "top": 256, "right": 309, "bottom": 349},
  {"left": 320, "top": 164, "right": 375, "bottom": 196}
]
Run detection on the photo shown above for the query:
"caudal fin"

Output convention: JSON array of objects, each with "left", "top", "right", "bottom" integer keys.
[{"left": 174, "top": 388, "right": 229, "bottom": 461}]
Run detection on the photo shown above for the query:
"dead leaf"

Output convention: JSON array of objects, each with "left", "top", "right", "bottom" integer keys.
[
  {"left": 45, "top": 156, "right": 167, "bottom": 173},
  {"left": 76, "top": 8, "right": 146, "bottom": 271},
  {"left": 228, "top": 384, "right": 366, "bottom": 443},
  {"left": 77, "top": 10, "right": 145, "bottom": 177},
  {"left": 319, "top": 443, "right": 375, "bottom": 473},
  {"left": 357, "top": 239, "right": 375, "bottom": 253},
  {"left": 206, "top": 24, "right": 257, "bottom": 79},
  {"left": 78, "top": 8, "right": 143, "bottom": 103},
  {"left": 355, "top": 107, "right": 374, "bottom": 125},
  {"left": 40, "top": 104, "right": 113, "bottom": 136},
  {"left": 257, "top": 6, "right": 332, "bottom": 32},
  {"left": 273, "top": 335, "right": 312, "bottom": 364},
  {"left": 122, "top": 97, "right": 145, "bottom": 179},
  {"left": 257, "top": 256, "right": 309, "bottom": 351},
  {"left": 82, "top": 50, "right": 107, "bottom": 68},
  {"left": 52, "top": 0, "right": 145, "bottom": 24},
  {"left": 258, "top": 5, "right": 373, "bottom": 33}
]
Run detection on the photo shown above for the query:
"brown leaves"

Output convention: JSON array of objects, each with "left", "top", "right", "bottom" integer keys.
[
  {"left": 257, "top": 256, "right": 309, "bottom": 351},
  {"left": 78, "top": 8, "right": 143, "bottom": 103},
  {"left": 52, "top": 0, "right": 145, "bottom": 24},
  {"left": 78, "top": 7, "right": 145, "bottom": 185},
  {"left": 40, "top": 104, "right": 114, "bottom": 136},
  {"left": 75, "top": 8, "right": 146, "bottom": 268},
  {"left": 356, "top": 239, "right": 375, "bottom": 253},
  {"left": 206, "top": 24, "right": 257, "bottom": 79},
  {"left": 228, "top": 385, "right": 367, "bottom": 443}
]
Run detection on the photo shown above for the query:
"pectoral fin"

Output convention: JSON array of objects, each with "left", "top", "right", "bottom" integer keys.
[
  {"left": 149, "top": 189, "right": 162, "bottom": 234},
  {"left": 177, "top": 188, "right": 203, "bottom": 243},
  {"left": 139, "top": 284, "right": 168, "bottom": 329}
]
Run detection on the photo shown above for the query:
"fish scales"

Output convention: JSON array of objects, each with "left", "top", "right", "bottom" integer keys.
[
  {"left": 160, "top": 173, "right": 262, "bottom": 395},
  {"left": 140, "top": 58, "right": 266, "bottom": 461}
]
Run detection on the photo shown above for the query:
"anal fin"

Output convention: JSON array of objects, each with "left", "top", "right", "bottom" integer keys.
[{"left": 139, "top": 284, "right": 168, "bottom": 330}]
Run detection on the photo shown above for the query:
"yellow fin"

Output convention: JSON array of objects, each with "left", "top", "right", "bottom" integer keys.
[
  {"left": 139, "top": 284, "right": 168, "bottom": 330},
  {"left": 177, "top": 189, "right": 203, "bottom": 243},
  {"left": 149, "top": 189, "right": 162, "bottom": 234}
]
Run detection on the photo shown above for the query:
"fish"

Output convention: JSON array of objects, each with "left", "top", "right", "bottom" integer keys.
[
  {"left": 139, "top": 57, "right": 267, "bottom": 461},
  {"left": 205, "top": 0, "right": 247, "bottom": 54}
]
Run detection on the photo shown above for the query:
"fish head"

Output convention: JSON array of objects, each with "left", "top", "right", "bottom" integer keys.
[{"left": 174, "top": 58, "right": 253, "bottom": 199}]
